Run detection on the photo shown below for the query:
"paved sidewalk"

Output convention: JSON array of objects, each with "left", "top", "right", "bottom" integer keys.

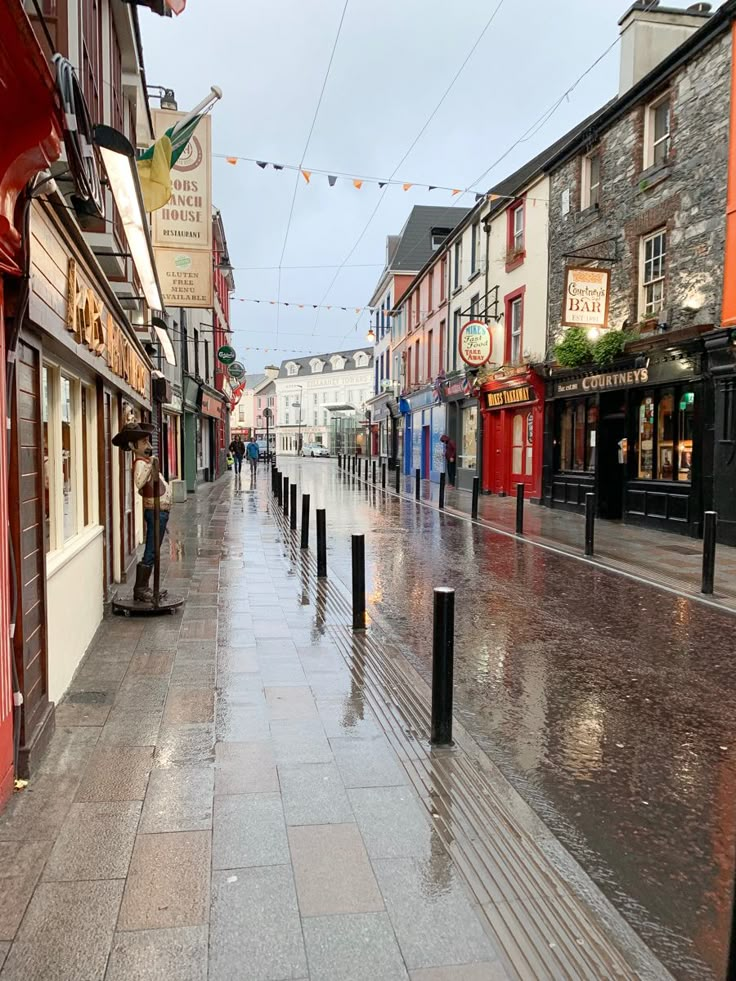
[
  {"left": 358, "top": 461, "right": 736, "bottom": 611},
  {"left": 0, "top": 472, "right": 667, "bottom": 980}
]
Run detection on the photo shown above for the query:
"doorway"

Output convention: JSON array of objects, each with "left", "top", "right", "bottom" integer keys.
[
  {"left": 510, "top": 408, "right": 534, "bottom": 494},
  {"left": 597, "top": 397, "right": 626, "bottom": 520},
  {"left": 422, "top": 425, "right": 430, "bottom": 478}
]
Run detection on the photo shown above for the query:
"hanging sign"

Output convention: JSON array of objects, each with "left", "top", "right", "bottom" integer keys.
[
  {"left": 561, "top": 267, "right": 611, "bottom": 328},
  {"left": 217, "top": 344, "right": 236, "bottom": 365},
  {"left": 228, "top": 361, "right": 246, "bottom": 380},
  {"left": 458, "top": 320, "right": 492, "bottom": 367},
  {"left": 155, "top": 247, "right": 213, "bottom": 309}
]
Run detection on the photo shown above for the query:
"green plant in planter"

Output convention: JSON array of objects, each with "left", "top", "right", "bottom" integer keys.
[
  {"left": 592, "top": 329, "right": 639, "bottom": 366},
  {"left": 553, "top": 328, "right": 594, "bottom": 368}
]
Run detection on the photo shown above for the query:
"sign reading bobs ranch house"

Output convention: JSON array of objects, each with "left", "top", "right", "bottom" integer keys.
[{"left": 561, "top": 267, "right": 611, "bottom": 329}]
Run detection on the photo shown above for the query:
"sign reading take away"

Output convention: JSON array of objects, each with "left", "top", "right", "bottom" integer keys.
[
  {"left": 458, "top": 320, "right": 492, "bottom": 367},
  {"left": 152, "top": 109, "right": 213, "bottom": 308},
  {"left": 562, "top": 267, "right": 611, "bottom": 328}
]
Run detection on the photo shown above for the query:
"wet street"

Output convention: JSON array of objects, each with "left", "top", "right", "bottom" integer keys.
[{"left": 276, "top": 457, "right": 736, "bottom": 981}]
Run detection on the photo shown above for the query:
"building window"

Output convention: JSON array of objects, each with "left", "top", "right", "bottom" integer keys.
[
  {"left": 635, "top": 388, "right": 694, "bottom": 482},
  {"left": 582, "top": 150, "right": 601, "bottom": 210},
  {"left": 110, "top": 18, "right": 124, "bottom": 133},
  {"left": 43, "top": 365, "right": 98, "bottom": 553},
  {"left": 470, "top": 221, "right": 480, "bottom": 274},
  {"left": 640, "top": 229, "right": 666, "bottom": 318},
  {"left": 414, "top": 343, "right": 420, "bottom": 384},
  {"left": 470, "top": 294, "right": 480, "bottom": 318},
  {"left": 452, "top": 309, "right": 461, "bottom": 371},
  {"left": 453, "top": 240, "right": 462, "bottom": 289},
  {"left": 460, "top": 405, "right": 478, "bottom": 471},
  {"left": 428, "top": 270, "right": 434, "bottom": 312},
  {"left": 427, "top": 330, "right": 433, "bottom": 378},
  {"left": 645, "top": 95, "right": 671, "bottom": 169},
  {"left": 81, "top": 0, "right": 102, "bottom": 123},
  {"left": 505, "top": 291, "right": 524, "bottom": 365},
  {"left": 507, "top": 201, "right": 525, "bottom": 261},
  {"left": 557, "top": 398, "right": 597, "bottom": 473},
  {"left": 440, "top": 256, "right": 447, "bottom": 301}
]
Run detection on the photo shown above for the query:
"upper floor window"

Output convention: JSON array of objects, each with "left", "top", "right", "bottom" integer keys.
[
  {"left": 310, "top": 358, "right": 324, "bottom": 374},
  {"left": 286, "top": 362, "right": 299, "bottom": 377},
  {"left": 440, "top": 256, "right": 447, "bottom": 301},
  {"left": 354, "top": 351, "right": 369, "bottom": 367},
  {"left": 645, "top": 96, "right": 671, "bottom": 169},
  {"left": 428, "top": 270, "right": 434, "bottom": 312},
  {"left": 640, "top": 229, "right": 667, "bottom": 319},
  {"left": 505, "top": 290, "right": 524, "bottom": 365},
  {"left": 510, "top": 203, "right": 524, "bottom": 253},
  {"left": 470, "top": 222, "right": 481, "bottom": 275},
  {"left": 453, "top": 240, "right": 462, "bottom": 289},
  {"left": 581, "top": 150, "right": 601, "bottom": 210},
  {"left": 81, "top": 0, "right": 102, "bottom": 124},
  {"left": 330, "top": 355, "right": 346, "bottom": 371}
]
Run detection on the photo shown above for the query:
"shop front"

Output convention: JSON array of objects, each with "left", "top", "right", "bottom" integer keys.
[
  {"left": 403, "top": 388, "right": 445, "bottom": 482},
  {"left": 544, "top": 348, "right": 704, "bottom": 536},
  {"left": 480, "top": 370, "right": 545, "bottom": 500},
  {"left": 443, "top": 376, "right": 480, "bottom": 491},
  {"left": 201, "top": 391, "right": 227, "bottom": 480},
  {"left": 163, "top": 390, "right": 183, "bottom": 481},
  {"left": 182, "top": 374, "right": 201, "bottom": 493},
  {"left": 10, "top": 201, "right": 151, "bottom": 776}
]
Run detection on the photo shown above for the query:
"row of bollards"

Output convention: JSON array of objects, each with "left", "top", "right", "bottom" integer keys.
[{"left": 270, "top": 464, "right": 327, "bottom": 578}]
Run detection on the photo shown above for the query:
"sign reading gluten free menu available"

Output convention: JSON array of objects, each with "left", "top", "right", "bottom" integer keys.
[{"left": 152, "top": 109, "right": 213, "bottom": 308}]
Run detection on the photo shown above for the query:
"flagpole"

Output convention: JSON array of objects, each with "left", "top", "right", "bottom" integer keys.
[{"left": 169, "top": 86, "right": 223, "bottom": 140}]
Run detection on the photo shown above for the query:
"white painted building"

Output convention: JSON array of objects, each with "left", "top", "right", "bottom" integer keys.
[{"left": 274, "top": 350, "right": 374, "bottom": 455}]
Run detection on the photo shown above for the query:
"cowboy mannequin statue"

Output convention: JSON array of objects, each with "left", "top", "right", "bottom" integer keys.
[{"left": 112, "top": 416, "right": 171, "bottom": 604}]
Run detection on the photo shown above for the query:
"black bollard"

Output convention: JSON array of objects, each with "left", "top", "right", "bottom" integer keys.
[
  {"left": 585, "top": 492, "right": 595, "bottom": 556},
  {"left": 290, "top": 484, "right": 297, "bottom": 530},
  {"left": 352, "top": 455, "right": 356, "bottom": 475},
  {"left": 276, "top": 470, "right": 282, "bottom": 503},
  {"left": 516, "top": 482, "right": 525, "bottom": 535},
  {"left": 382, "top": 463, "right": 386, "bottom": 489},
  {"left": 415, "top": 468, "right": 421, "bottom": 500},
  {"left": 431, "top": 587, "right": 455, "bottom": 745},
  {"left": 338, "top": 453, "right": 342, "bottom": 470},
  {"left": 395, "top": 464, "right": 401, "bottom": 494},
  {"left": 283, "top": 476, "right": 289, "bottom": 516},
  {"left": 439, "top": 472, "right": 446, "bottom": 510},
  {"left": 351, "top": 534, "right": 366, "bottom": 630},
  {"left": 300, "top": 493, "right": 310, "bottom": 549},
  {"left": 316, "top": 509, "right": 327, "bottom": 578},
  {"left": 372, "top": 460, "right": 377, "bottom": 484},
  {"left": 702, "top": 510, "right": 717, "bottom": 594},
  {"left": 471, "top": 476, "right": 479, "bottom": 519}
]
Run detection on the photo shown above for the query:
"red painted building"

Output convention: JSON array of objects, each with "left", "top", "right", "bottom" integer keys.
[
  {"left": 0, "top": 1, "right": 62, "bottom": 808},
  {"left": 480, "top": 369, "right": 545, "bottom": 500}
]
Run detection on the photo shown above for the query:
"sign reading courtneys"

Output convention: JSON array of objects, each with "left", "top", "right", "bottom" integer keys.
[
  {"left": 562, "top": 267, "right": 611, "bottom": 329},
  {"left": 555, "top": 366, "right": 649, "bottom": 395},
  {"left": 485, "top": 385, "right": 536, "bottom": 409}
]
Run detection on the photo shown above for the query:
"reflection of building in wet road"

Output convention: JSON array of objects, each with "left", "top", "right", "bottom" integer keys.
[{"left": 281, "top": 457, "right": 736, "bottom": 980}]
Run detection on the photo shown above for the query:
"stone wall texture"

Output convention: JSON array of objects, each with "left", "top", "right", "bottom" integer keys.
[{"left": 547, "top": 32, "right": 731, "bottom": 350}]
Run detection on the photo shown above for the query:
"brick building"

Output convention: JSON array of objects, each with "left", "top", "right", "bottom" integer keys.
[{"left": 542, "top": 0, "right": 736, "bottom": 540}]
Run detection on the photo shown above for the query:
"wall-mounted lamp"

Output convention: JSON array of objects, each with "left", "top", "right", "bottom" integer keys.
[
  {"left": 366, "top": 327, "right": 376, "bottom": 343},
  {"left": 152, "top": 316, "right": 177, "bottom": 366},
  {"left": 94, "top": 125, "right": 164, "bottom": 311},
  {"left": 160, "top": 88, "right": 178, "bottom": 110}
]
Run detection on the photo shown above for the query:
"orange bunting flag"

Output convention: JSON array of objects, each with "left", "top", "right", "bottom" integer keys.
[
  {"left": 226, "top": 157, "right": 238, "bottom": 165},
  {"left": 402, "top": 183, "right": 412, "bottom": 192},
  {"left": 451, "top": 189, "right": 461, "bottom": 196},
  {"left": 488, "top": 193, "right": 500, "bottom": 201},
  {"left": 355, "top": 308, "right": 360, "bottom": 314},
  {"left": 353, "top": 180, "right": 363, "bottom": 190},
  {"left": 301, "top": 170, "right": 311, "bottom": 183},
  {"left": 270, "top": 301, "right": 276, "bottom": 305},
  {"left": 298, "top": 304, "right": 304, "bottom": 308}
]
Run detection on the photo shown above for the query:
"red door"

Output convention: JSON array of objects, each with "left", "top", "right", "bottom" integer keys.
[
  {"left": 510, "top": 408, "right": 534, "bottom": 495},
  {"left": 491, "top": 413, "right": 505, "bottom": 494}
]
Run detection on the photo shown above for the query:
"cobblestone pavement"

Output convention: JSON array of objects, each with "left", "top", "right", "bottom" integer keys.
[{"left": 0, "top": 472, "right": 671, "bottom": 981}]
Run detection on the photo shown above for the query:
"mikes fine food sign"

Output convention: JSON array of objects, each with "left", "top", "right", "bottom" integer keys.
[
  {"left": 562, "top": 267, "right": 610, "bottom": 329},
  {"left": 458, "top": 320, "right": 492, "bottom": 367}
]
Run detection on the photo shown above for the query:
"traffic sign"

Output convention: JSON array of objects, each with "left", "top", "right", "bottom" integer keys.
[
  {"left": 217, "top": 345, "right": 236, "bottom": 365},
  {"left": 228, "top": 361, "right": 246, "bottom": 380}
]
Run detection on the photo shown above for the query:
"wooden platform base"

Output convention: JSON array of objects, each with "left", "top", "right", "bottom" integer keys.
[{"left": 112, "top": 593, "right": 184, "bottom": 617}]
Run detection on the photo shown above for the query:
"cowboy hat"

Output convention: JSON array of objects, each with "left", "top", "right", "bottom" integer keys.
[{"left": 112, "top": 422, "right": 155, "bottom": 449}]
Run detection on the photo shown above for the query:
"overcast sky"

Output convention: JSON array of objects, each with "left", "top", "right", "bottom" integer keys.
[{"left": 140, "top": 0, "right": 722, "bottom": 376}]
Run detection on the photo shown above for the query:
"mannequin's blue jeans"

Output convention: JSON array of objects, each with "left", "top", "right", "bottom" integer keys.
[{"left": 143, "top": 509, "right": 169, "bottom": 566}]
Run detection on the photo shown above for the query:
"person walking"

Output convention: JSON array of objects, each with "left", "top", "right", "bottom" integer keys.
[
  {"left": 229, "top": 437, "right": 246, "bottom": 475},
  {"left": 440, "top": 434, "right": 457, "bottom": 486},
  {"left": 246, "top": 436, "right": 260, "bottom": 478}
]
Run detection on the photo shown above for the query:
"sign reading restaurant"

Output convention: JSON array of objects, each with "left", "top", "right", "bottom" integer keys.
[
  {"left": 561, "top": 267, "right": 611, "bottom": 329},
  {"left": 458, "top": 320, "right": 492, "bottom": 367}
]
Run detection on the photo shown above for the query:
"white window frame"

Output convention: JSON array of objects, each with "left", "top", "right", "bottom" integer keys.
[
  {"left": 581, "top": 150, "right": 601, "bottom": 210},
  {"left": 510, "top": 298, "right": 523, "bottom": 365},
  {"left": 512, "top": 205, "right": 524, "bottom": 252},
  {"left": 453, "top": 240, "right": 462, "bottom": 289},
  {"left": 470, "top": 221, "right": 480, "bottom": 274},
  {"left": 644, "top": 95, "right": 671, "bottom": 170},
  {"left": 640, "top": 228, "right": 667, "bottom": 319},
  {"left": 286, "top": 362, "right": 299, "bottom": 377}
]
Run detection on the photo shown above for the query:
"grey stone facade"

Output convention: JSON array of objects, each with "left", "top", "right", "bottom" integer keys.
[{"left": 546, "top": 32, "right": 731, "bottom": 350}]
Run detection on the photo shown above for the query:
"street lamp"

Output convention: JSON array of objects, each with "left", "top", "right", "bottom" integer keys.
[
  {"left": 366, "top": 327, "right": 376, "bottom": 343},
  {"left": 291, "top": 385, "right": 303, "bottom": 455}
]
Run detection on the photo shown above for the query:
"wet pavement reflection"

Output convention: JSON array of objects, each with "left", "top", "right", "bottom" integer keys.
[{"left": 276, "top": 458, "right": 736, "bottom": 981}]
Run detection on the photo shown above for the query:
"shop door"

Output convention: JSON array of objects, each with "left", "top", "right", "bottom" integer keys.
[
  {"left": 422, "top": 426, "right": 430, "bottom": 478},
  {"left": 490, "top": 414, "right": 505, "bottom": 494},
  {"left": 510, "top": 409, "right": 534, "bottom": 494},
  {"left": 102, "top": 392, "right": 113, "bottom": 590},
  {"left": 598, "top": 410, "right": 626, "bottom": 520}
]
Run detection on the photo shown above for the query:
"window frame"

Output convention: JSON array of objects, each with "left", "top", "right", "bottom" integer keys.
[
  {"left": 453, "top": 240, "right": 462, "bottom": 290},
  {"left": 80, "top": 0, "right": 102, "bottom": 124},
  {"left": 504, "top": 287, "right": 525, "bottom": 365},
  {"left": 470, "top": 221, "right": 480, "bottom": 275},
  {"left": 639, "top": 228, "right": 667, "bottom": 320},
  {"left": 506, "top": 200, "right": 526, "bottom": 270},
  {"left": 644, "top": 94, "right": 671, "bottom": 170},
  {"left": 581, "top": 149, "right": 601, "bottom": 210}
]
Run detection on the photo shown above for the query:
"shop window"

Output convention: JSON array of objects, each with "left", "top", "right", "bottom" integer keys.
[
  {"left": 640, "top": 229, "right": 666, "bottom": 319},
  {"left": 556, "top": 398, "right": 597, "bottom": 473},
  {"left": 634, "top": 388, "right": 694, "bottom": 482},
  {"left": 460, "top": 405, "right": 478, "bottom": 470},
  {"left": 60, "top": 376, "right": 76, "bottom": 541},
  {"left": 511, "top": 411, "right": 534, "bottom": 476},
  {"left": 42, "top": 367, "right": 51, "bottom": 553},
  {"left": 526, "top": 411, "right": 534, "bottom": 474},
  {"left": 512, "top": 413, "right": 523, "bottom": 474}
]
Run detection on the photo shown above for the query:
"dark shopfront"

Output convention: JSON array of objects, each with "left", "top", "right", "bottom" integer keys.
[
  {"left": 444, "top": 377, "right": 480, "bottom": 492},
  {"left": 544, "top": 350, "right": 705, "bottom": 537}
]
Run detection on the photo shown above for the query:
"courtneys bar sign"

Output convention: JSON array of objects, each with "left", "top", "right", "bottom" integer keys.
[
  {"left": 555, "top": 366, "right": 649, "bottom": 395},
  {"left": 562, "top": 267, "right": 611, "bottom": 329}
]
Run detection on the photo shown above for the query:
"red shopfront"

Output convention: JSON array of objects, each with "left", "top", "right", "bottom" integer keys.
[
  {"left": 480, "top": 371, "right": 545, "bottom": 500},
  {"left": 201, "top": 392, "right": 227, "bottom": 479}
]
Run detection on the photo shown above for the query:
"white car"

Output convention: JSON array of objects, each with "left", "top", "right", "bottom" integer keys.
[{"left": 301, "top": 443, "right": 329, "bottom": 458}]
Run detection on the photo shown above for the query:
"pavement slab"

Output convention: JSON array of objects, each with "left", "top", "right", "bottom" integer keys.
[
  {"left": 212, "top": 792, "right": 289, "bottom": 870},
  {"left": 43, "top": 800, "right": 140, "bottom": 880},
  {"left": 105, "top": 926, "right": 208, "bottom": 981},
  {"left": 301, "top": 912, "right": 409, "bottom": 981}
]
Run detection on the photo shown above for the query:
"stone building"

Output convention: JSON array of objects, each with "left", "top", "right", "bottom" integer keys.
[{"left": 542, "top": 0, "right": 735, "bottom": 539}]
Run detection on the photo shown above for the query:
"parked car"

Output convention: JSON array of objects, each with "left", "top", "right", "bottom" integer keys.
[
  {"left": 301, "top": 443, "right": 329, "bottom": 458},
  {"left": 257, "top": 440, "right": 269, "bottom": 460}
]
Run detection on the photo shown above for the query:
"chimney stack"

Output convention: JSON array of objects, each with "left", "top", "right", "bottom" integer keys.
[{"left": 618, "top": 1, "right": 712, "bottom": 96}]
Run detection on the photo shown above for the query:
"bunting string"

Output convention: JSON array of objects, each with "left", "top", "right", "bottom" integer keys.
[
  {"left": 235, "top": 297, "right": 376, "bottom": 315},
  {"left": 215, "top": 154, "right": 550, "bottom": 204}
]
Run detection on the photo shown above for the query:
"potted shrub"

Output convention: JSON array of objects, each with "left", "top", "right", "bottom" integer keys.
[
  {"left": 552, "top": 328, "right": 595, "bottom": 368},
  {"left": 592, "top": 329, "right": 639, "bottom": 366}
]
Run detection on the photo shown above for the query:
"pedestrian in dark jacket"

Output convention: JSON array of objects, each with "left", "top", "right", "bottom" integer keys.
[
  {"left": 440, "top": 434, "right": 457, "bottom": 486},
  {"left": 229, "top": 438, "right": 246, "bottom": 474}
]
